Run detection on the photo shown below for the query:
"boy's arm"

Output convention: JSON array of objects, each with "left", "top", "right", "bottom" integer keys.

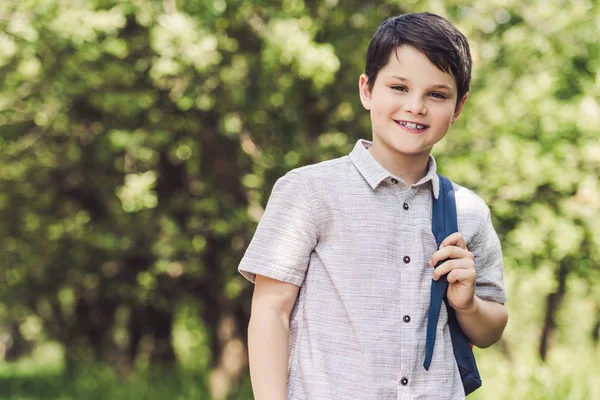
[
  {"left": 239, "top": 172, "right": 317, "bottom": 398},
  {"left": 430, "top": 232, "right": 508, "bottom": 348},
  {"left": 452, "top": 296, "right": 508, "bottom": 348},
  {"left": 248, "top": 274, "right": 300, "bottom": 400}
]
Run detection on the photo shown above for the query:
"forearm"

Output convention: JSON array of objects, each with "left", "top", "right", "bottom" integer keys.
[
  {"left": 248, "top": 307, "right": 290, "bottom": 400},
  {"left": 454, "top": 296, "right": 508, "bottom": 348}
]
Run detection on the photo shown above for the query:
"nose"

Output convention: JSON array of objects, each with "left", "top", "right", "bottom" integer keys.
[{"left": 404, "top": 95, "right": 427, "bottom": 115}]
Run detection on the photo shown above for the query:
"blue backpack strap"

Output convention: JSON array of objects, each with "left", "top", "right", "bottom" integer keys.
[
  {"left": 424, "top": 174, "right": 457, "bottom": 370},
  {"left": 424, "top": 174, "right": 482, "bottom": 395}
]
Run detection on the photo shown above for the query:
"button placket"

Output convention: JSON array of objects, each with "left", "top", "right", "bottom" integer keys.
[{"left": 401, "top": 188, "right": 416, "bottom": 212}]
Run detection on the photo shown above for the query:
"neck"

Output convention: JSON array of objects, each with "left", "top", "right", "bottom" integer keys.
[{"left": 368, "top": 142, "right": 430, "bottom": 185}]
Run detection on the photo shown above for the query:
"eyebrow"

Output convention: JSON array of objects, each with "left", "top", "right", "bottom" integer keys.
[{"left": 390, "top": 76, "right": 453, "bottom": 90}]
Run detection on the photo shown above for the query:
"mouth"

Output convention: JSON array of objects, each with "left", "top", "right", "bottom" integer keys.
[{"left": 394, "top": 120, "right": 429, "bottom": 132}]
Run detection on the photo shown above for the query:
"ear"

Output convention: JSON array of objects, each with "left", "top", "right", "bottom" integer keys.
[
  {"left": 451, "top": 93, "right": 468, "bottom": 124},
  {"left": 359, "top": 74, "right": 372, "bottom": 110}
]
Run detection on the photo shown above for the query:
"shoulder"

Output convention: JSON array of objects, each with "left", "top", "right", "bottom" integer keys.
[
  {"left": 278, "top": 155, "right": 354, "bottom": 195},
  {"left": 451, "top": 181, "right": 491, "bottom": 219},
  {"left": 449, "top": 180, "right": 494, "bottom": 241},
  {"left": 275, "top": 155, "right": 354, "bottom": 221},
  {"left": 287, "top": 155, "right": 352, "bottom": 180}
]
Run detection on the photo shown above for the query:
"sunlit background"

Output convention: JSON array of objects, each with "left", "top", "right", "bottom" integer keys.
[{"left": 0, "top": 0, "right": 599, "bottom": 399}]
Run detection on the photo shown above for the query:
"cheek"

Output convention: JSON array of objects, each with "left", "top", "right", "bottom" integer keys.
[
  {"left": 370, "top": 109, "right": 386, "bottom": 127},
  {"left": 370, "top": 100, "right": 390, "bottom": 118},
  {"left": 372, "top": 96, "right": 399, "bottom": 116},
  {"left": 433, "top": 106, "right": 456, "bottom": 124}
]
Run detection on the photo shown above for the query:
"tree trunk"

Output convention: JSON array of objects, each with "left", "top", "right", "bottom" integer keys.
[
  {"left": 539, "top": 261, "right": 569, "bottom": 361},
  {"left": 209, "top": 313, "right": 248, "bottom": 400},
  {"left": 3, "top": 320, "right": 33, "bottom": 361},
  {"left": 592, "top": 306, "right": 600, "bottom": 343},
  {"left": 147, "top": 305, "right": 176, "bottom": 365}
]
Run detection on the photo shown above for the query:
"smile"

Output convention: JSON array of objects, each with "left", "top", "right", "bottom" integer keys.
[{"left": 395, "top": 120, "right": 429, "bottom": 131}]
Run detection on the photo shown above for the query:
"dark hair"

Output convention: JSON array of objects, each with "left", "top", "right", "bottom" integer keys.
[{"left": 365, "top": 12, "right": 472, "bottom": 105}]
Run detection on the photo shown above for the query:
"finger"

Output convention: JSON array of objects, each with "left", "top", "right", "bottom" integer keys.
[
  {"left": 446, "top": 268, "right": 476, "bottom": 284},
  {"left": 429, "top": 246, "right": 474, "bottom": 267},
  {"left": 440, "top": 232, "right": 466, "bottom": 249},
  {"left": 432, "top": 258, "right": 475, "bottom": 281}
]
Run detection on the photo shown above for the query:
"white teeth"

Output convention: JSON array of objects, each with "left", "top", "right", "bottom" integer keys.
[{"left": 400, "top": 121, "right": 426, "bottom": 130}]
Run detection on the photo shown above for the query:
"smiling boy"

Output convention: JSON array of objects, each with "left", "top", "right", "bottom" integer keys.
[{"left": 239, "top": 12, "right": 508, "bottom": 400}]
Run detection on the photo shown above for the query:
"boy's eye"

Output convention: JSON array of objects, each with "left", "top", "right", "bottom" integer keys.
[
  {"left": 391, "top": 85, "right": 408, "bottom": 92},
  {"left": 429, "top": 92, "right": 447, "bottom": 99}
]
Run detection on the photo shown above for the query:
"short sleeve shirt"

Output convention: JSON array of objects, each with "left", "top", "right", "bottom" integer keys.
[{"left": 239, "top": 139, "right": 507, "bottom": 400}]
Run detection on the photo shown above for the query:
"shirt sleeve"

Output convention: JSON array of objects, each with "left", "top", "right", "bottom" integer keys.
[
  {"left": 238, "top": 171, "right": 318, "bottom": 287},
  {"left": 471, "top": 206, "right": 507, "bottom": 304}
]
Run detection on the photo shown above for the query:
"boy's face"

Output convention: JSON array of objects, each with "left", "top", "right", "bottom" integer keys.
[{"left": 359, "top": 45, "right": 467, "bottom": 160}]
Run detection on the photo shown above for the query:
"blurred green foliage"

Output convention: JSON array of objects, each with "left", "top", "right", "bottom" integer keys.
[{"left": 0, "top": 0, "right": 599, "bottom": 398}]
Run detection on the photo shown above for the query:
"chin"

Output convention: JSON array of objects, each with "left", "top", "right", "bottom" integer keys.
[
  {"left": 396, "top": 149, "right": 427, "bottom": 156},
  {"left": 392, "top": 146, "right": 432, "bottom": 157}
]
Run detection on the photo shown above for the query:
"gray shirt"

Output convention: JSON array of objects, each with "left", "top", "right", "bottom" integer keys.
[{"left": 239, "top": 139, "right": 506, "bottom": 400}]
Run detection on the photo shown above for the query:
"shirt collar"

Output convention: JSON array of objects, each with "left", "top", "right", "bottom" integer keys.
[{"left": 349, "top": 139, "right": 440, "bottom": 199}]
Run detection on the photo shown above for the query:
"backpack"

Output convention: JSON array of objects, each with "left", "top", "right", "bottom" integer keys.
[{"left": 423, "top": 174, "right": 482, "bottom": 396}]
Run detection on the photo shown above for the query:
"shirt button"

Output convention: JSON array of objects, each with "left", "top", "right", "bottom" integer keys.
[
  {"left": 401, "top": 377, "right": 409, "bottom": 386},
  {"left": 391, "top": 178, "right": 399, "bottom": 184},
  {"left": 403, "top": 202, "right": 409, "bottom": 210},
  {"left": 403, "top": 315, "right": 411, "bottom": 323},
  {"left": 403, "top": 256, "right": 411, "bottom": 264}
]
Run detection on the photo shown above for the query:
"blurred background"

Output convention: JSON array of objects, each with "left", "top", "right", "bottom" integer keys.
[{"left": 0, "top": 0, "right": 599, "bottom": 399}]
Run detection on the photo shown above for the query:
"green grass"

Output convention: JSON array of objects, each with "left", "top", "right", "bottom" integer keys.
[
  {"left": 0, "top": 359, "right": 254, "bottom": 400},
  {"left": 0, "top": 366, "right": 210, "bottom": 400}
]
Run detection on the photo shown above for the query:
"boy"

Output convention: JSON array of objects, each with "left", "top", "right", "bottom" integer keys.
[{"left": 239, "top": 12, "right": 508, "bottom": 400}]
